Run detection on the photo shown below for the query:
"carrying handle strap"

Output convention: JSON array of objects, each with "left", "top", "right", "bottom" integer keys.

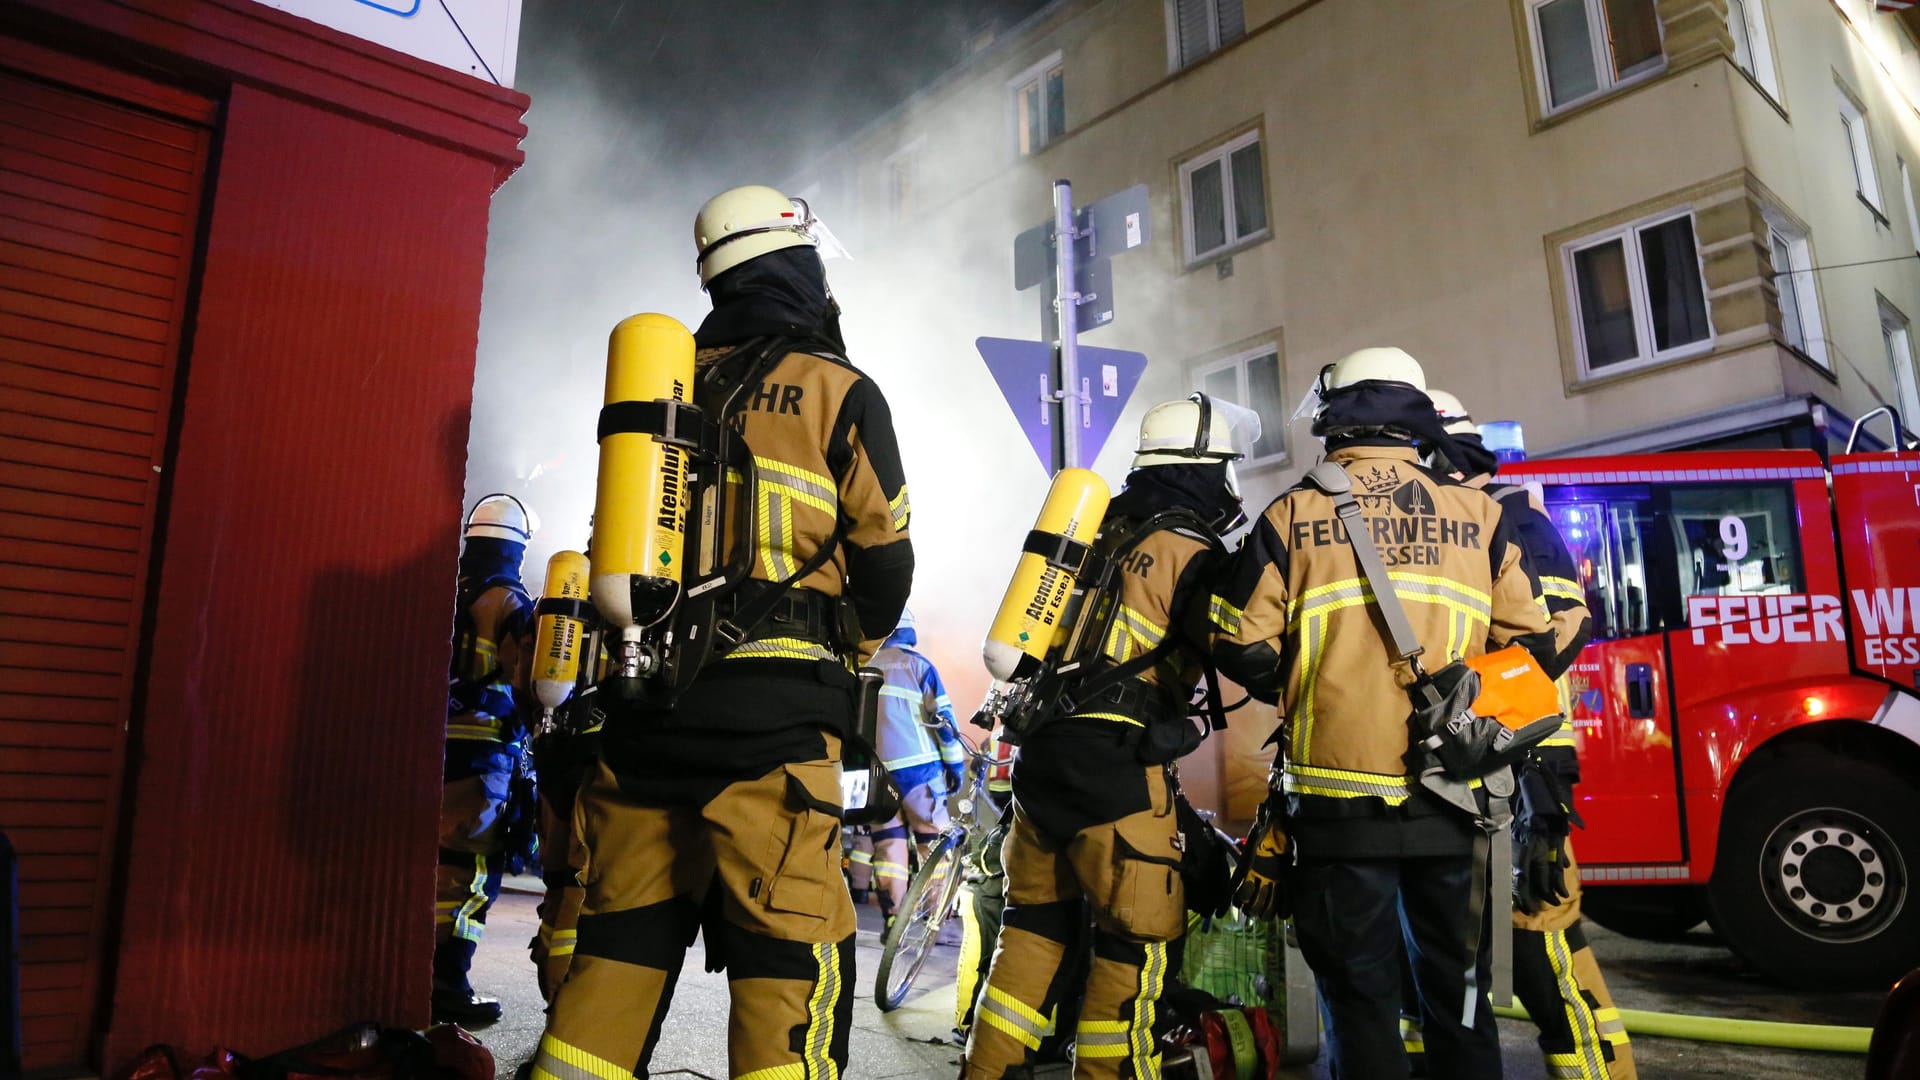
[{"left": 1302, "top": 462, "right": 1439, "bottom": 706}]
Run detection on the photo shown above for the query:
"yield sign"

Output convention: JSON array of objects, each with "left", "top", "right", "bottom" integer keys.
[{"left": 977, "top": 336, "right": 1148, "bottom": 477}]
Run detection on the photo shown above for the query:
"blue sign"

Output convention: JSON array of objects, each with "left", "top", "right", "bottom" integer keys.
[{"left": 977, "top": 337, "right": 1148, "bottom": 477}]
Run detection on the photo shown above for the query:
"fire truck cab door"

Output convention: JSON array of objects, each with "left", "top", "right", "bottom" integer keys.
[{"left": 1545, "top": 492, "right": 1687, "bottom": 866}]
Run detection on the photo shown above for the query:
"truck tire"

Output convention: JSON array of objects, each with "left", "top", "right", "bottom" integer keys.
[
  {"left": 1708, "top": 755, "right": 1920, "bottom": 990},
  {"left": 1581, "top": 885, "right": 1706, "bottom": 941}
]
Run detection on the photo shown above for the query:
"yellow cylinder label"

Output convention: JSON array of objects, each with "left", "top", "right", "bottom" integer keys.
[
  {"left": 592, "top": 313, "right": 696, "bottom": 627},
  {"left": 984, "top": 468, "right": 1111, "bottom": 679},
  {"left": 534, "top": 550, "right": 590, "bottom": 685}
]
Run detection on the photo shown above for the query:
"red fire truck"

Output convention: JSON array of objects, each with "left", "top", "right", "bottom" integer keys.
[{"left": 1498, "top": 426, "right": 1920, "bottom": 989}]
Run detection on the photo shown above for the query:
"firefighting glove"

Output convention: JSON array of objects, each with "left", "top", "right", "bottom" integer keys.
[
  {"left": 942, "top": 760, "right": 967, "bottom": 797},
  {"left": 1232, "top": 792, "right": 1291, "bottom": 920},
  {"left": 1512, "top": 758, "right": 1574, "bottom": 915}
]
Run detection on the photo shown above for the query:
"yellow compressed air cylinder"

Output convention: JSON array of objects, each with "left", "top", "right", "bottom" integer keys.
[
  {"left": 591, "top": 312, "right": 696, "bottom": 631},
  {"left": 533, "top": 550, "right": 590, "bottom": 713},
  {"left": 982, "top": 467, "right": 1111, "bottom": 682}
]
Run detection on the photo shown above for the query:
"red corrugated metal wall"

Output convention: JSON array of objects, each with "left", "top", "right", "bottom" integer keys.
[
  {"left": 103, "top": 80, "right": 499, "bottom": 1061},
  {"left": 0, "top": 47, "right": 211, "bottom": 1070}
]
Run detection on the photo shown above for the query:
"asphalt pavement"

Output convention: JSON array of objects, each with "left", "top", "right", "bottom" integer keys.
[{"left": 470, "top": 878, "right": 1874, "bottom": 1079}]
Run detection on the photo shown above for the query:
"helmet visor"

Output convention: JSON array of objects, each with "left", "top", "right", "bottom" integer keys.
[
  {"left": 1290, "top": 363, "right": 1334, "bottom": 424},
  {"left": 1212, "top": 397, "right": 1262, "bottom": 460}
]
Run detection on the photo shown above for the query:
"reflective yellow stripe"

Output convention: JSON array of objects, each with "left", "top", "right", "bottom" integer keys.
[
  {"left": 446, "top": 722, "right": 507, "bottom": 742},
  {"left": 873, "top": 861, "right": 909, "bottom": 880},
  {"left": 954, "top": 885, "right": 982, "bottom": 1032},
  {"left": 1103, "top": 603, "right": 1166, "bottom": 665},
  {"left": 725, "top": 636, "right": 839, "bottom": 662},
  {"left": 889, "top": 487, "right": 911, "bottom": 531},
  {"left": 1547, "top": 930, "right": 1608, "bottom": 1079},
  {"left": 1401, "top": 1015, "right": 1425, "bottom": 1053},
  {"left": 980, "top": 986, "right": 1052, "bottom": 1050},
  {"left": 1069, "top": 711, "right": 1145, "bottom": 728},
  {"left": 755, "top": 456, "right": 837, "bottom": 514},
  {"left": 1546, "top": 1056, "right": 1588, "bottom": 1080},
  {"left": 452, "top": 855, "right": 489, "bottom": 943},
  {"left": 1130, "top": 941, "right": 1167, "bottom": 1077},
  {"left": 1543, "top": 576, "right": 1584, "bottom": 603},
  {"left": 532, "top": 1034, "right": 630, "bottom": 1080},
  {"left": 879, "top": 685, "right": 923, "bottom": 702},
  {"left": 735, "top": 1065, "right": 807, "bottom": 1080},
  {"left": 802, "top": 941, "right": 842, "bottom": 1079},
  {"left": 1077, "top": 1017, "right": 1129, "bottom": 1056},
  {"left": 1208, "top": 594, "right": 1243, "bottom": 634},
  {"left": 1284, "top": 763, "right": 1414, "bottom": 803},
  {"left": 848, "top": 850, "right": 872, "bottom": 866}
]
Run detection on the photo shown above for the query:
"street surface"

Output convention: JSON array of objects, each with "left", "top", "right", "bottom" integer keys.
[{"left": 473, "top": 879, "right": 1873, "bottom": 1079}]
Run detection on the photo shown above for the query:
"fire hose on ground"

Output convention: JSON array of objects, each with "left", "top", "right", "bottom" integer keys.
[{"left": 1491, "top": 1001, "right": 1872, "bottom": 1054}]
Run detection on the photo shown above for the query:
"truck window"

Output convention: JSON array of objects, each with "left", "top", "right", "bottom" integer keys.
[
  {"left": 1550, "top": 492, "right": 1666, "bottom": 642},
  {"left": 1662, "top": 485, "right": 1804, "bottom": 599}
]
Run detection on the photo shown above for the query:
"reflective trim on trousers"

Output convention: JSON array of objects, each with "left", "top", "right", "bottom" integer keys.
[
  {"left": 1547, "top": 930, "right": 1609, "bottom": 1079},
  {"left": 1129, "top": 941, "right": 1168, "bottom": 1078},
  {"left": 979, "top": 986, "right": 1053, "bottom": 1051},
  {"left": 802, "top": 940, "right": 843, "bottom": 1080},
  {"left": 1074, "top": 1019, "right": 1130, "bottom": 1059},
  {"left": 531, "top": 1033, "right": 630, "bottom": 1080},
  {"left": 450, "top": 855, "right": 490, "bottom": 943}
]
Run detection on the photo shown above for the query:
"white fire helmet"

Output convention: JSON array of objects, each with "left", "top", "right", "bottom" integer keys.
[
  {"left": 694, "top": 184, "right": 849, "bottom": 287},
  {"left": 464, "top": 493, "right": 537, "bottom": 542},
  {"left": 1134, "top": 393, "right": 1257, "bottom": 467},
  {"left": 1426, "top": 388, "right": 1477, "bottom": 436},
  {"left": 1291, "top": 345, "right": 1429, "bottom": 423}
]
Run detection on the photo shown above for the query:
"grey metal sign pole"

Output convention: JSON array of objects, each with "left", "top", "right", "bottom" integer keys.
[{"left": 1051, "top": 179, "right": 1083, "bottom": 473}]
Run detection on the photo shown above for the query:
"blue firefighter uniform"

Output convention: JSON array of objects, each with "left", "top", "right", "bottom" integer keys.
[{"left": 862, "top": 616, "right": 963, "bottom": 914}]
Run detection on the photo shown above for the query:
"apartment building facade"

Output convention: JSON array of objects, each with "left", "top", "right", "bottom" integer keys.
[{"left": 793, "top": 0, "right": 1920, "bottom": 817}]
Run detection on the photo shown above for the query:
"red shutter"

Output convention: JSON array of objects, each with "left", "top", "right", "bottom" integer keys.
[{"left": 0, "top": 47, "right": 210, "bottom": 1072}]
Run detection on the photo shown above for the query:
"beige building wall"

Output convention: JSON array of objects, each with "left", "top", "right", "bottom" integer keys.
[{"left": 796, "top": 0, "right": 1920, "bottom": 822}]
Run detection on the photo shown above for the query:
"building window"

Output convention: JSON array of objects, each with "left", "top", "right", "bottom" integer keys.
[
  {"left": 1194, "top": 345, "right": 1286, "bottom": 466},
  {"left": 1726, "top": 0, "right": 1779, "bottom": 99},
  {"left": 1839, "top": 85, "right": 1885, "bottom": 217},
  {"left": 1010, "top": 53, "right": 1065, "bottom": 156},
  {"left": 1168, "top": 0, "right": 1245, "bottom": 70},
  {"left": 1564, "top": 210, "right": 1713, "bottom": 377},
  {"left": 1180, "top": 130, "right": 1267, "bottom": 264},
  {"left": 1766, "top": 223, "right": 1825, "bottom": 367},
  {"left": 1902, "top": 159, "right": 1920, "bottom": 253},
  {"left": 883, "top": 142, "right": 920, "bottom": 227},
  {"left": 1880, "top": 297, "right": 1920, "bottom": 430},
  {"left": 1526, "top": 0, "right": 1665, "bottom": 114}
]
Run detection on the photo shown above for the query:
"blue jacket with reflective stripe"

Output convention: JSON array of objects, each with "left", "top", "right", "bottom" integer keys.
[{"left": 869, "top": 626, "right": 960, "bottom": 792}]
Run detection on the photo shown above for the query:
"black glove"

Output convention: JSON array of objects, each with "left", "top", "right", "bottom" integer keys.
[
  {"left": 1232, "top": 792, "right": 1291, "bottom": 920},
  {"left": 1512, "top": 756, "right": 1574, "bottom": 914}
]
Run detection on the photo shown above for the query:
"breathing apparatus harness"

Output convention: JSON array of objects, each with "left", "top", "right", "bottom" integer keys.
[
  {"left": 448, "top": 568, "right": 532, "bottom": 726},
  {"left": 592, "top": 333, "right": 856, "bottom": 703},
  {"left": 980, "top": 507, "right": 1234, "bottom": 762}
]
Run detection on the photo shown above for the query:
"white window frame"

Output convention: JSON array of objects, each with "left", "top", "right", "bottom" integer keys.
[
  {"left": 1764, "top": 218, "right": 1827, "bottom": 368},
  {"left": 1839, "top": 84, "right": 1886, "bottom": 217},
  {"left": 1192, "top": 344, "right": 1287, "bottom": 468},
  {"left": 1880, "top": 296, "right": 1920, "bottom": 431},
  {"left": 1164, "top": 0, "right": 1243, "bottom": 72},
  {"left": 1562, "top": 208, "right": 1717, "bottom": 380},
  {"left": 1524, "top": 0, "right": 1667, "bottom": 117},
  {"left": 1178, "top": 129, "right": 1268, "bottom": 265},
  {"left": 1901, "top": 158, "right": 1920, "bottom": 253},
  {"left": 1726, "top": 0, "right": 1780, "bottom": 100},
  {"left": 880, "top": 137, "right": 924, "bottom": 228},
  {"left": 1007, "top": 51, "right": 1065, "bottom": 158}
]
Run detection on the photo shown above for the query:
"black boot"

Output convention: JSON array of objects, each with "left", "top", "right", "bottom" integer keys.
[{"left": 432, "top": 983, "right": 503, "bottom": 1026}]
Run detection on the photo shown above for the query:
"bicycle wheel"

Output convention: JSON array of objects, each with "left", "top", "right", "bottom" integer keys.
[{"left": 874, "top": 830, "right": 966, "bottom": 1011}]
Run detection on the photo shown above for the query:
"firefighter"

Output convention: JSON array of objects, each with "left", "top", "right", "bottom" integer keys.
[
  {"left": 1413, "top": 389, "right": 1636, "bottom": 1080},
  {"left": 435, "top": 493, "right": 538, "bottom": 1025},
  {"left": 528, "top": 626, "right": 607, "bottom": 1002},
  {"left": 961, "top": 395, "right": 1245, "bottom": 1080},
  {"left": 1212, "top": 348, "right": 1555, "bottom": 1080},
  {"left": 533, "top": 185, "right": 913, "bottom": 1079},
  {"left": 866, "top": 608, "right": 965, "bottom": 920},
  {"left": 954, "top": 728, "right": 1016, "bottom": 1043}
]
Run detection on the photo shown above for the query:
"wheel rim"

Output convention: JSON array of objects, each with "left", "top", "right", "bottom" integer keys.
[
  {"left": 1759, "top": 805, "right": 1906, "bottom": 944},
  {"left": 884, "top": 852, "right": 957, "bottom": 1002}
]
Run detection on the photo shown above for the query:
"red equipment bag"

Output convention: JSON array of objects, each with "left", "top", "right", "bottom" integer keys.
[{"left": 1190, "top": 1006, "right": 1283, "bottom": 1080}]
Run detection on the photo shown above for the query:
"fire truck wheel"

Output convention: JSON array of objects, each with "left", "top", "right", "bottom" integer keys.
[
  {"left": 1580, "top": 885, "right": 1707, "bottom": 941},
  {"left": 1709, "top": 756, "right": 1919, "bottom": 990}
]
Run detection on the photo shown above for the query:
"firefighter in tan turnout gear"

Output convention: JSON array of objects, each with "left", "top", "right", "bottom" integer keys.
[
  {"left": 1211, "top": 348, "right": 1556, "bottom": 1080},
  {"left": 533, "top": 185, "right": 912, "bottom": 1080},
  {"left": 1412, "top": 390, "right": 1636, "bottom": 1080},
  {"left": 962, "top": 395, "right": 1247, "bottom": 1080}
]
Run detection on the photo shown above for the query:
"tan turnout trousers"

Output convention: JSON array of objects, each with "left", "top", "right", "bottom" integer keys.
[
  {"left": 533, "top": 742, "right": 855, "bottom": 1080},
  {"left": 962, "top": 766, "right": 1185, "bottom": 1080}
]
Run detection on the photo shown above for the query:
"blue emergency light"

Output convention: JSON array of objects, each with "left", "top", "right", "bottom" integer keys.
[{"left": 1480, "top": 420, "right": 1527, "bottom": 464}]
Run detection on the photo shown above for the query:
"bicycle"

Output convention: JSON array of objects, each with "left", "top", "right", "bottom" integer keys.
[{"left": 872, "top": 719, "right": 1004, "bottom": 1011}]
